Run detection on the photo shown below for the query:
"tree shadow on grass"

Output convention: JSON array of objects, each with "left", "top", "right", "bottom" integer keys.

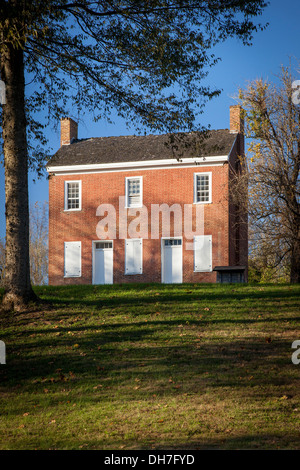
[
  {"left": 1, "top": 318, "right": 297, "bottom": 400},
  {"left": 34, "top": 283, "right": 300, "bottom": 310},
  {"left": 146, "top": 431, "right": 300, "bottom": 450},
  {"left": 7, "top": 429, "right": 300, "bottom": 450}
]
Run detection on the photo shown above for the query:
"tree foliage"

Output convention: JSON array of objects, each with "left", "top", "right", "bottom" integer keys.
[
  {"left": 238, "top": 65, "right": 300, "bottom": 283},
  {"left": 1, "top": 0, "right": 268, "bottom": 171},
  {"left": 0, "top": 0, "right": 268, "bottom": 309}
]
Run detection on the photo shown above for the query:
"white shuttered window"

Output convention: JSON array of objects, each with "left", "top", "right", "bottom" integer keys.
[
  {"left": 64, "top": 242, "right": 81, "bottom": 277},
  {"left": 125, "top": 177, "right": 142, "bottom": 208},
  {"left": 125, "top": 239, "right": 143, "bottom": 274},
  {"left": 194, "top": 235, "right": 212, "bottom": 272}
]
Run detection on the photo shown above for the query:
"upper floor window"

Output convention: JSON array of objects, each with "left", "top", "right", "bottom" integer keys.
[
  {"left": 65, "top": 181, "right": 81, "bottom": 211},
  {"left": 125, "top": 176, "right": 142, "bottom": 208},
  {"left": 194, "top": 172, "right": 212, "bottom": 204}
]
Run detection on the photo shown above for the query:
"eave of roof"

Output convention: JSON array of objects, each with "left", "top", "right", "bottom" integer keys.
[
  {"left": 47, "top": 155, "right": 230, "bottom": 174},
  {"left": 47, "top": 129, "right": 237, "bottom": 173}
]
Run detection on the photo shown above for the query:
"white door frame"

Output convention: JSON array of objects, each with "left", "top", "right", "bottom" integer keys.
[
  {"left": 92, "top": 240, "right": 113, "bottom": 285},
  {"left": 161, "top": 237, "right": 183, "bottom": 283}
]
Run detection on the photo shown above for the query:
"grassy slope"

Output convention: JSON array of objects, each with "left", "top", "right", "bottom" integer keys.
[{"left": 0, "top": 283, "right": 299, "bottom": 450}]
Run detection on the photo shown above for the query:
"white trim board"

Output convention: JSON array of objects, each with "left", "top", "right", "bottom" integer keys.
[{"left": 47, "top": 155, "right": 229, "bottom": 175}]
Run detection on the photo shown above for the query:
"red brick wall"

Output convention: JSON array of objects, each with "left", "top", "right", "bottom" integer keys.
[
  {"left": 60, "top": 118, "right": 78, "bottom": 146},
  {"left": 230, "top": 105, "right": 244, "bottom": 135},
  {"left": 48, "top": 164, "right": 232, "bottom": 285}
]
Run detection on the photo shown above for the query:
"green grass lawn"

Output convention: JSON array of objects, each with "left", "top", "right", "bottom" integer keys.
[{"left": 0, "top": 282, "right": 299, "bottom": 450}]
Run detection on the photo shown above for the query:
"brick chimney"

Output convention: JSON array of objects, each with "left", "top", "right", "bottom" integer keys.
[
  {"left": 230, "top": 105, "right": 244, "bottom": 134},
  {"left": 60, "top": 117, "right": 78, "bottom": 146}
]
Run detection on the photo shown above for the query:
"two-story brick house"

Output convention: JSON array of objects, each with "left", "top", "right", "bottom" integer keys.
[{"left": 47, "top": 105, "right": 247, "bottom": 285}]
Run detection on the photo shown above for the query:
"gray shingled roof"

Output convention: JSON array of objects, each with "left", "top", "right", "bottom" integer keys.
[{"left": 47, "top": 129, "right": 236, "bottom": 167}]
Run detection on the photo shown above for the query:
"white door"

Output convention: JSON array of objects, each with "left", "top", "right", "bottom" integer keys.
[
  {"left": 162, "top": 239, "right": 182, "bottom": 283},
  {"left": 93, "top": 241, "right": 113, "bottom": 284}
]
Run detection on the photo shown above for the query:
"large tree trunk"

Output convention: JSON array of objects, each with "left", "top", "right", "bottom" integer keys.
[{"left": 0, "top": 44, "right": 37, "bottom": 311}]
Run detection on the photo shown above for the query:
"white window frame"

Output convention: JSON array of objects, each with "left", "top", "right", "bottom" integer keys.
[
  {"left": 125, "top": 176, "right": 143, "bottom": 208},
  {"left": 125, "top": 238, "right": 143, "bottom": 275},
  {"left": 93, "top": 241, "right": 113, "bottom": 250},
  {"left": 193, "top": 172, "right": 212, "bottom": 204},
  {"left": 193, "top": 235, "right": 212, "bottom": 272},
  {"left": 64, "top": 241, "right": 82, "bottom": 277},
  {"left": 64, "top": 180, "right": 82, "bottom": 211}
]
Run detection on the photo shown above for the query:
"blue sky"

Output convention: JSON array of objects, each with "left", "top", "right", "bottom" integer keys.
[{"left": 0, "top": 0, "right": 300, "bottom": 239}]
